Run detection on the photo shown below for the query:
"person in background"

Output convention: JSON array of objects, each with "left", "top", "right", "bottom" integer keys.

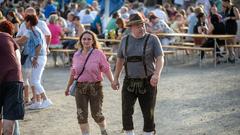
[
  {"left": 147, "top": 13, "right": 175, "bottom": 45},
  {"left": 36, "top": 7, "right": 46, "bottom": 21},
  {"left": 115, "top": 18, "right": 128, "bottom": 40},
  {"left": 44, "top": 0, "right": 57, "bottom": 19},
  {"left": 106, "top": 12, "right": 120, "bottom": 33},
  {"left": 196, "top": 0, "right": 211, "bottom": 16},
  {"left": 6, "top": 10, "right": 21, "bottom": 36},
  {"left": 48, "top": 14, "right": 65, "bottom": 67},
  {"left": 208, "top": 4, "right": 222, "bottom": 21},
  {"left": 193, "top": 12, "right": 209, "bottom": 45},
  {"left": 186, "top": 6, "right": 197, "bottom": 35},
  {"left": 90, "top": 13, "right": 103, "bottom": 36},
  {"left": 112, "top": 12, "right": 164, "bottom": 135},
  {"left": 222, "top": 0, "right": 240, "bottom": 63},
  {"left": 16, "top": 7, "right": 25, "bottom": 22},
  {"left": 91, "top": 0, "right": 99, "bottom": 12},
  {"left": 200, "top": 14, "right": 226, "bottom": 62},
  {"left": 16, "top": 7, "right": 51, "bottom": 106},
  {"left": 16, "top": 14, "right": 53, "bottom": 110},
  {"left": 65, "top": 30, "right": 114, "bottom": 135},
  {"left": 170, "top": 13, "right": 185, "bottom": 33},
  {"left": 120, "top": 6, "right": 130, "bottom": 21},
  {"left": 73, "top": 16, "right": 85, "bottom": 37},
  {"left": 80, "top": 9, "right": 94, "bottom": 25},
  {"left": 152, "top": 5, "right": 169, "bottom": 23},
  {"left": 0, "top": 20, "right": 24, "bottom": 135}
]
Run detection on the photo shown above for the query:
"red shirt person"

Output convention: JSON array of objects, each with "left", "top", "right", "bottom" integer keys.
[{"left": 0, "top": 20, "right": 24, "bottom": 135}]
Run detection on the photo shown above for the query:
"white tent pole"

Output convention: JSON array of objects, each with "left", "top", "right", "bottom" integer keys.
[{"left": 103, "top": 0, "right": 110, "bottom": 33}]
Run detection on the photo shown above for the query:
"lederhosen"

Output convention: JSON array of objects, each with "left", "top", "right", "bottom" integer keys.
[
  {"left": 122, "top": 34, "right": 157, "bottom": 133},
  {"left": 75, "top": 81, "right": 104, "bottom": 124}
]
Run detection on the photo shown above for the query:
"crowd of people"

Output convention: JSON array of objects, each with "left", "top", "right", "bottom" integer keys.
[{"left": 0, "top": 0, "right": 240, "bottom": 135}]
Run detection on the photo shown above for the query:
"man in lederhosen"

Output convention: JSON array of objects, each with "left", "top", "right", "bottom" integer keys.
[{"left": 112, "top": 12, "right": 164, "bottom": 135}]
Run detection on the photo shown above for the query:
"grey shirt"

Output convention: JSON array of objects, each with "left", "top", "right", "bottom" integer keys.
[{"left": 117, "top": 33, "right": 164, "bottom": 78}]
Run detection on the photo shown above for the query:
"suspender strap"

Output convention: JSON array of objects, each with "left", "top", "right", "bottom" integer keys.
[
  {"left": 124, "top": 34, "right": 150, "bottom": 78},
  {"left": 143, "top": 34, "right": 150, "bottom": 77},
  {"left": 75, "top": 48, "right": 94, "bottom": 80},
  {"left": 124, "top": 35, "right": 130, "bottom": 78}
]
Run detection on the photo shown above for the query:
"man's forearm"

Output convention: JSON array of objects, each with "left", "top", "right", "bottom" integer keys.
[{"left": 154, "top": 55, "right": 164, "bottom": 77}]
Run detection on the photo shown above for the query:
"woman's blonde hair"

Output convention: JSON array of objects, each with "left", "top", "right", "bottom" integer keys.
[
  {"left": 48, "top": 14, "right": 59, "bottom": 24},
  {"left": 77, "top": 30, "right": 100, "bottom": 49}
]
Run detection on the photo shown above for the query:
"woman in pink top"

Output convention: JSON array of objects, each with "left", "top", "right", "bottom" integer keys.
[
  {"left": 47, "top": 14, "right": 65, "bottom": 66},
  {"left": 65, "top": 30, "right": 114, "bottom": 135}
]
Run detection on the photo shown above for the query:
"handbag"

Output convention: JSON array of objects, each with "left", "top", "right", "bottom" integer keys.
[
  {"left": 20, "top": 48, "right": 28, "bottom": 65},
  {"left": 69, "top": 48, "right": 94, "bottom": 96}
]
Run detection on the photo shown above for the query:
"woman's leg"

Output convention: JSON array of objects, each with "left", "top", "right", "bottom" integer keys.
[
  {"left": 80, "top": 123, "right": 90, "bottom": 135},
  {"left": 30, "top": 56, "right": 52, "bottom": 109},
  {"left": 97, "top": 120, "right": 108, "bottom": 135},
  {"left": 22, "top": 68, "right": 33, "bottom": 104},
  {"left": 89, "top": 85, "right": 107, "bottom": 134},
  {"left": 52, "top": 52, "right": 58, "bottom": 66},
  {"left": 30, "top": 56, "right": 47, "bottom": 95},
  {"left": 227, "top": 39, "right": 236, "bottom": 63}
]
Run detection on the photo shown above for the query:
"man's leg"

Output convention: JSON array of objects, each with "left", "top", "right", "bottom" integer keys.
[
  {"left": 122, "top": 80, "right": 138, "bottom": 132},
  {"left": 138, "top": 83, "right": 157, "bottom": 133},
  {"left": 3, "top": 119, "right": 15, "bottom": 135}
]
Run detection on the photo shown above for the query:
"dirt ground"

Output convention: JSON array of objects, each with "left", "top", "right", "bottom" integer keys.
[{"left": 20, "top": 56, "right": 240, "bottom": 135}]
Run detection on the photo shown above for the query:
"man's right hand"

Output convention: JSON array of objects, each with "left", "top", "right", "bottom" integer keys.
[{"left": 111, "top": 79, "right": 120, "bottom": 90}]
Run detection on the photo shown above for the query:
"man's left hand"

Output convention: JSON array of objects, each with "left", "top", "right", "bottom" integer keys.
[{"left": 150, "top": 74, "right": 159, "bottom": 87}]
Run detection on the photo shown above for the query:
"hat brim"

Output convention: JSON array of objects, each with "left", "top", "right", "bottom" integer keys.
[{"left": 126, "top": 19, "right": 147, "bottom": 27}]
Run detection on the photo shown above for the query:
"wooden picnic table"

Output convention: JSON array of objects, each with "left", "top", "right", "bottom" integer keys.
[
  {"left": 157, "top": 33, "right": 235, "bottom": 40},
  {"left": 50, "top": 49, "right": 76, "bottom": 53},
  {"left": 62, "top": 37, "right": 121, "bottom": 43},
  {"left": 157, "top": 33, "right": 236, "bottom": 67}
]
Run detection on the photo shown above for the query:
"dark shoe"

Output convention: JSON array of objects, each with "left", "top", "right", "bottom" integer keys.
[
  {"left": 101, "top": 130, "right": 108, "bottom": 135},
  {"left": 228, "top": 58, "right": 235, "bottom": 64},
  {"left": 200, "top": 51, "right": 204, "bottom": 59},
  {"left": 217, "top": 53, "right": 224, "bottom": 58}
]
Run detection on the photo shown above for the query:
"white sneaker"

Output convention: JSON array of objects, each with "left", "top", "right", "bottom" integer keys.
[
  {"left": 125, "top": 130, "right": 135, "bottom": 135},
  {"left": 40, "top": 99, "right": 53, "bottom": 109},
  {"left": 27, "top": 102, "right": 42, "bottom": 110},
  {"left": 143, "top": 131, "right": 154, "bottom": 135}
]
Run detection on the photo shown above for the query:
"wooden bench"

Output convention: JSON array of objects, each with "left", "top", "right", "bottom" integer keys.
[
  {"left": 172, "top": 42, "right": 195, "bottom": 46},
  {"left": 101, "top": 47, "right": 112, "bottom": 52},
  {"left": 162, "top": 45, "right": 214, "bottom": 51},
  {"left": 164, "top": 50, "right": 175, "bottom": 55},
  {"left": 226, "top": 45, "right": 240, "bottom": 48},
  {"left": 162, "top": 46, "right": 214, "bottom": 67},
  {"left": 49, "top": 49, "right": 76, "bottom": 67},
  {"left": 163, "top": 50, "right": 176, "bottom": 72},
  {"left": 50, "top": 49, "right": 76, "bottom": 53},
  {"left": 104, "top": 52, "right": 117, "bottom": 57}
]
